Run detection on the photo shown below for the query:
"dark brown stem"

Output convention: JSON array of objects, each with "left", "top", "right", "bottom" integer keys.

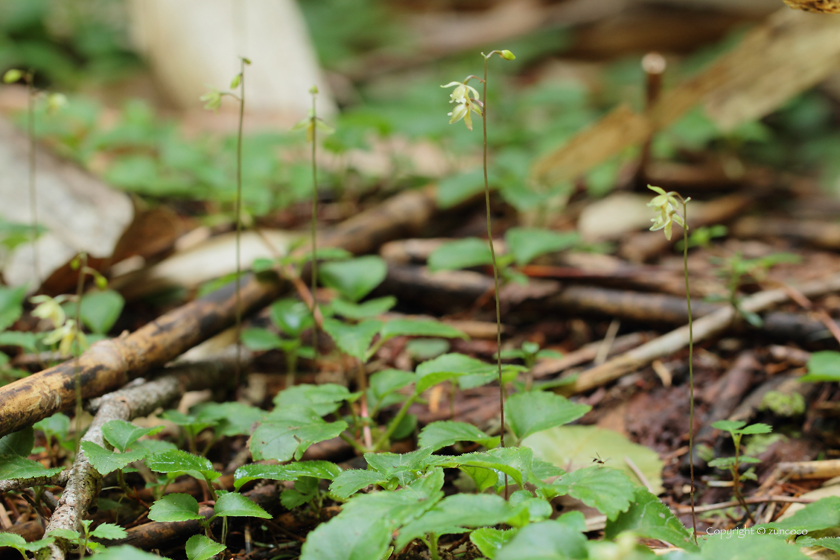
[
  {"left": 73, "top": 253, "right": 87, "bottom": 453},
  {"left": 483, "top": 56, "right": 507, "bottom": 500},
  {"left": 681, "top": 199, "right": 697, "bottom": 542},
  {"left": 310, "top": 91, "right": 320, "bottom": 370},
  {"left": 26, "top": 71, "right": 40, "bottom": 285}
]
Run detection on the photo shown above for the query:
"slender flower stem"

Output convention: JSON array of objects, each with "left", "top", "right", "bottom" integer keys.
[
  {"left": 234, "top": 58, "right": 246, "bottom": 387},
  {"left": 482, "top": 56, "right": 508, "bottom": 500},
  {"left": 26, "top": 71, "right": 40, "bottom": 285},
  {"left": 73, "top": 253, "right": 87, "bottom": 453},
  {"left": 373, "top": 394, "right": 418, "bottom": 451},
  {"left": 310, "top": 90, "right": 320, "bottom": 371},
  {"left": 681, "top": 199, "right": 697, "bottom": 543}
]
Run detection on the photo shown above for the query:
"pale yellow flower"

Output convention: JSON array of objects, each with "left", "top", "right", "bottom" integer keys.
[
  {"left": 43, "top": 319, "right": 88, "bottom": 357},
  {"left": 30, "top": 295, "right": 69, "bottom": 329},
  {"left": 647, "top": 185, "right": 688, "bottom": 240},
  {"left": 441, "top": 81, "right": 482, "bottom": 131}
]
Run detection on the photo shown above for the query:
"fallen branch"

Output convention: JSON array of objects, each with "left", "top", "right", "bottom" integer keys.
[
  {"left": 0, "top": 470, "right": 69, "bottom": 494},
  {"left": 36, "top": 355, "right": 244, "bottom": 560},
  {"left": 566, "top": 272, "right": 840, "bottom": 394},
  {"left": 0, "top": 186, "right": 441, "bottom": 439}
]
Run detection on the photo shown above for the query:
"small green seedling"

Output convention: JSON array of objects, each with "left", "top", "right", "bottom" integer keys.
[
  {"left": 709, "top": 420, "right": 772, "bottom": 523},
  {"left": 499, "top": 341, "right": 563, "bottom": 391},
  {"left": 242, "top": 298, "right": 315, "bottom": 387},
  {"left": 0, "top": 533, "right": 54, "bottom": 560},
  {"left": 50, "top": 520, "right": 126, "bottom": 557}
]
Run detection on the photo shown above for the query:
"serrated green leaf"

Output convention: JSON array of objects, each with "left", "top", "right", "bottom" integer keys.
[
  {"left": 234, "top": 461, "right": 341, "bottom": 490},
  {"left": 396, "top": 494, "right": 515, "bottom": 550},
  {"left": 185, "top": 534, "right": 226, "bottom": 560},
  {"left": 470, "top": 528, "right": 517, "bottom": 560},
  {"left": 241, "top": 327, "right": 283, "bottom": 351},
  {"left": 80, "top": 442, "right": 147, "bottom": 476},
  {"left": 505, "top": 228, "right": 578, "bottom": 266},
  {"left": 102, "top": 420, "right": 163, "bottom": 453},
  {"left": 428, "top": 238, "right": 493, "bottom": 271},
  {"left": 194, "top": 402, "right": 265, "bottom": 437},
  {"left": 319, "top": 256, "right": 388, "bottom": 302},
  {"left": 368, "top": 369, "right": 415, "bottom": 411},
  {"left": 439, "top": 447, "right": 533, "bottom": 491},
  {"left": 330, "top": 297, "right": 396, "bottom": 320},
  {"left": 379, "top": 319, "right": 466, "bottom": 343},
  {"left": 414, "top": 353, "right": 494, "bottom": 393},
  {"left": 148, "top": 493, "right": 203, "bottom": 523},
  {"left": 49, "top": 529, "right": 80, "bottom": 542},
  {"left": 0, "top": 532, "right": 27, "bottom": 550},
  {"left": 509, "top": 490, "right": 552, "bottom": 525},
  {"left": 89, "top": 545, "right": 173, "bottom": 560},
  {"left": 90, "top": 523, "right": 127, "bottom": 540},
  {"left": 273, "top": 383, "right": 354, "bottom": 416},
  {"left": 323, "top": 319, "right": 382, "bottom": 361},
  {"left": 551, "top": 466, "right": 636, "bottom": 520},
  {"left": 711, "top": 420, "right": 746, "bottom": 434},
  {"left": 738, "top": 423, "right": 772, "bottom": 435},
  {"left": 506, "top": 392, "right": 590, "bottom": 440},
  {"left": 605, "top": 486, "right": 697, "bottom": 550},
  {"left": 0, "top": 427, "right": 34, "bottom": 457},
  {"left": 329, "top": 469, "right": 389, "bottom": 499},
  {"left": 214, "top": 492, "right": 271, "bottom": 519},
  {"left": 418, "top": 421, "right": 499, "bottom": 451},
  {"left": 80, "top": 290, "right": 124, "bottom": 334},
  {"left": 797, "top": 536, "right": 840, "bottom": 553},
  {"left": 495, "top": 520, "right": 588, "bottom": 560},
  {"left": 146, "top": 449, "right": 217, "bottom": 481},
  {"left": 249, "top": 419, "right": 348, "bottom": 462}
]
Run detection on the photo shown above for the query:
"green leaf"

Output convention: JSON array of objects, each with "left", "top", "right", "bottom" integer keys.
[
  {"left": 505, "top": 392, "right": 590, "bottom": 440},
  {"left": 396, "top": 494, "right": 515, "bottom": 550},
  {"left": 505, "top": 228, "right": 578, "bottom": 266},
  {"left": 241, "top": 327, "right": 283, "bottom": 351},
  {"left": 414, "top": 353, "right": 517, "bottom": 394},
  {"left": 234, "top": 461, "right": 341, "bottom": 490},
  {"left": 330, "top": 297, "right": 396, "bottom": 320},
  {"left": 436, "top": 168, "right": 486, "bottom": 209},
  {"left": 329, "top": 470, "right": 389, "bottom": 499},
  {"left": 300, "top": 512, "right": 391, "bottom": 560},
  {"left": 185, "top": 534, "right": 226, "bottom": 560},
  {"left": 146, "top": 449, "right": 218, "bottom": 481},
  {"left": 368, "top": 369, "right": 415, "bottom": 410},
  {"left": 439, "top": 447, "right": 534, "bottom": 490},
  {"left": 79, "top": 290, "right": 124, "bottom": 334},
  {"left": 213, "top": 492, "right": 271, "bottom": 519},
  {"left": 194, "top": 402, "right": 265, "bottom": 437},
  {"left": 428, "top": 238, "right": 493, "bottom": 271},
  {"left": 0, "top": 331, "right": 39, "bottom": 352},
  {"left": 160, "top": 410, "right": 215, "bottom": 432},
  {"left": 509, "top": 490, "right": 553, "bottom": 525},
  {"left": 0, "top": 427, "right": 34, "bottom": 457},
  {"left": 551, "top": 466, "right": 635, "bottom": 520},
  {"left": 50, "top": 529, "right": 81, "bottom": 542},
  {"left": 0, "top": 455, "right": 64, "bottom": 480},
  {"left": 319, "top": 256, "right": 388, "bottom": 302},
  {"left": 34, "top": 413, "right": 70, "bottom": 440},
  {"left": 701, "top": 533, "right": 807, "bottom": 559},
  {"left": 0, "top": 533, "right": 55, "bottom": 554},
  {"left": 797, "top": 537, "right": 840, "bottom": 553},
  {"left": 148, "top": 493, "right": 203, "bottom": 523},
  {"left": 766, "top": 497, "right": 840, "bottom": 533},
  {"left": 522, "top": 425, "right": 665, "bottom": 494},
  {"left": 0, "top": 285, "right": 26, "bottom": 331},
  {"left": 250, "top": 418, "right": 348, "bottom": 462},
  {"left": 269, "top": 299, "right": 314, "bottom": 336},
  {"left": 90, "top": 523, "right": 128, "bottom": 540},
  {"left": 470, "top": 528, "right": 517, "bottom": 560},
  {"left": 102, "top": 420, "right": 163, "bottom": 453},
  {"left": 379, "top": 319, "right": 466, "bottom": 343},
  {"left": 802, "top": 351, "right": 840, "bottom": 382},
  {"left": 273, "top": 384, "right": 355, "bottom": 417},
  {"left": 495, "top": 520, "right": 588, "bottom": 560},
  {"left": 89, "top": 545, "right": 173, "bottom": 560},
  {"left": 323, "top": 319, "right": 382, "bottom": 361},
  {"left": 738, "top": 423, "right": 773, "bottom": 435},
  {"left": 710, "top": 420, "right": 746, "bottom": 434},
  {"left": 418, "top": 421, "right": 499, "bottom": 451},
  {"left": 605, "top": 486, "right": 697, "bottom": 550},
  {"left": 80, "top": 442, "right": 147, "bottom": 476}
]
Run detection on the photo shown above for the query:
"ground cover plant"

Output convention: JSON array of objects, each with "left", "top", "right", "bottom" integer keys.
[{"left": 4, "top": 1, "right": 840, "bottom": 560}]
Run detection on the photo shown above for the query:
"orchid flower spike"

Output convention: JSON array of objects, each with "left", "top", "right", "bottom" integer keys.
[
  {"left": 441, "top": 80, "right": 482, "bottom": 131},
  {"left": 647, "top": 185, "right": 689, "bottom": 240}
]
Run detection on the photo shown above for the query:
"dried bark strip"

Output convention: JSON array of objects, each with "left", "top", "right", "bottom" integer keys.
[
  {"left": 568, "top": 273, "right": 840, "bottom": 394},
  {"left": 0, "top": 471, "right": 69, "bottom": 494},
  {"left": 0, "top": 186, "right": 441, "bottom": 439},
  {"left": 36, "top": 356, "right": 242, "bottom": 560}
]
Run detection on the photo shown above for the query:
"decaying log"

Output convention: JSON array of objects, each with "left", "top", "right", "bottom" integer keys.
[
  {"left": 774, "top": 460, "right": 840, "bottom": 480},
  {"left": 0, "top": 186, "right": 442, "bottom": 439},
  {"left": 531, "top": 9, "right": 840, "bottom": 187},
  {"left": 566, "top": 272, "right": 840, "bottom": 395},
  {"left": 35, "top": 356, "right": 244, "bottom": 560}
]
